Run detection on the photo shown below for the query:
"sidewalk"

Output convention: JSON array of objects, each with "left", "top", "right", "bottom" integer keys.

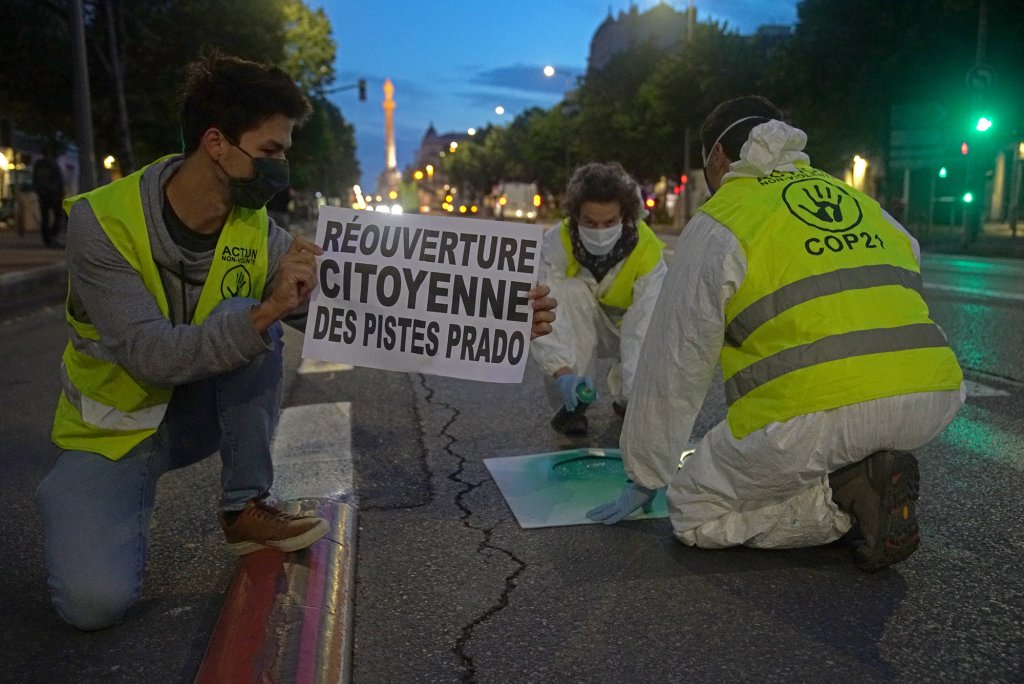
[
  {"left": 912, "top": 219, "right": 1024, "bottom": 259},
  {"left": 0, "top": 227, "right": 67, "bottom": 319}
]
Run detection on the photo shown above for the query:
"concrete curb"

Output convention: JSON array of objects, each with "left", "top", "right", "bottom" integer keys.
[
  {"left": 0, "top": 260, "right": 66, "bottom": 288},
  {"left": 194, "top": 499, "right": 357, "bottom": 684},
  {"left": 196, "top": 324, "right": 358, "bottom": 682},
  {"left": 0, "top": 262, "right": 67, "bottom": 319}
]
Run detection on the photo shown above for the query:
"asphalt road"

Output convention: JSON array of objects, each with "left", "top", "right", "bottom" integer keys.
[{"left": 1, "top": 246, "right": 1022, "bottom": 682}]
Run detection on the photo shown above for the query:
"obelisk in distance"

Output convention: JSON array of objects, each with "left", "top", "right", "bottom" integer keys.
[{"left": 378, "top": 78, "right": 401, "bottom": 193}]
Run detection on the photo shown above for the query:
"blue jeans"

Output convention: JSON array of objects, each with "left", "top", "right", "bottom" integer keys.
[{"left": 35, "top": 298, "right": 283, "bottom": 631}]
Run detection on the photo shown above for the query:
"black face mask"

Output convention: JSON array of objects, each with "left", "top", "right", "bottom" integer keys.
[{"left": 219, "top": 136, "right": 289, "bottom": 210}]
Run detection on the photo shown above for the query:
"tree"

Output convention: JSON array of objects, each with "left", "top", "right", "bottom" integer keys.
[
  {"left": 120, "top": 0, "right": 289, "bottom": 162},
  {"left": 638, "top": 19, "right": 767, "bottom": 177},
  {"left": 443, "top": 125, "right": 509, "bottom": 198},
  {"left": 91, "top": 0, "right": 135, "bottom": 172},
  {"left": 1, "top": 0, "right": 360, "bottom": 200},
  {"left": 278, "top": 1, "right": 360, "bottom": 198},
  {"left": 281, "top": 0, "right": 336, "bottom": 96},
  {"left": 575, "top": 42, "right": 671, "bottom": 182},
  {"left": 289, "top": 97, "right": 359, "bottom": 198},
  {"left": 770, "top": 0, "right": 1024, "bottom": 186},
  {"left": 0, "top": 0, "right": 74, "bottom": 145}
]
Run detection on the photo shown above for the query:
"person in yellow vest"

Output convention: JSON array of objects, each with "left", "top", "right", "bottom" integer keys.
[
  {"left": 32, "top": 52, "right": 558, "bottom": 632},
  {"left": 532, "top": 162, "right": 666, "bottom": 436},
  {"left": 587, "top": 96, "right": 964, "bottom": 573}
]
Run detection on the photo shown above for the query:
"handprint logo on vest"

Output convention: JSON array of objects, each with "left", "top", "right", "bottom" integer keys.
[
  {"left": 783, "top": 178, "right": 863, "bottom": 233},
  {"left": 221, "top": 265, "right": 253, "bottom": 298}
]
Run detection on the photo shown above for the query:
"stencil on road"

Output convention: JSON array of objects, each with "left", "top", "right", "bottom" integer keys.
[{"left": 485, "top": 448, "right": 668, "bottom": 528}]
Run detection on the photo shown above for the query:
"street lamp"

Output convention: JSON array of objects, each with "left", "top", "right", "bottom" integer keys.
[
  {"left": 495, "top": 105, "right": 505, "bottom": 116},
  {"left": 851, "top": 154, "right": 868, "bottom": 191},
  {"left": 543, "top": 65, "right": 579, "bottom": 195}
]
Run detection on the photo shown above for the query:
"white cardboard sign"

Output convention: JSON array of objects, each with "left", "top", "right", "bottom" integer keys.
[{"left": 302, "top": 207, "right": 543, "bottom": 383}]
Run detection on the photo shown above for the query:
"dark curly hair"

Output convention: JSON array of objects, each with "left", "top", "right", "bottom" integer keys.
[
  {"left": 179, "top": 51, "right": 312, "bottom": 153},
  {"left": 565, "top": 162, "right": 642, "bottom": 226}
]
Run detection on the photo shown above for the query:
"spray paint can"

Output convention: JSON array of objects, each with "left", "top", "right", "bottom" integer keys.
[{"left": 551, "top": 381, "right": 597, "bottom": 435}]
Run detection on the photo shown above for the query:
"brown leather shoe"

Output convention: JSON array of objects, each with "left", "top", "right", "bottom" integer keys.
[
  {"left": 219, "top": 499, "right": 329, "bottom": 556},
  {"left": 829, "top": 450, "right": 921, "bottom": 573}
]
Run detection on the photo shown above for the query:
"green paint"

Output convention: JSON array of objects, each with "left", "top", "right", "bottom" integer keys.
[
  {"left": 575, "top": 383, "right": 597, "bottom": 405},
  {"left": 484, "top": 448, "right": 669, "bottom": 529}
]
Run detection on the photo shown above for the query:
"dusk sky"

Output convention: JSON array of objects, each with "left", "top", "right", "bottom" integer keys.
[{"left": 315, "top": 1, "right": 800, "bottom": 191}]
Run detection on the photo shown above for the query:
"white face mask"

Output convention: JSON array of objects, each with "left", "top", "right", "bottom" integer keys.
[{"left": 578, "top": 223, "right": 622, "bottom": 255}]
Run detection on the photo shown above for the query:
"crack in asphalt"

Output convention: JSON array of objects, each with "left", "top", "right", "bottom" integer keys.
[{"left": 419, "top": 375, "right": 527, "bottom": 683}]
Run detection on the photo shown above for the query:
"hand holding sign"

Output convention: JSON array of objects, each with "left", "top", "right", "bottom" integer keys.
[
  {"left": 529, "top": 283, "right": 556, "bottom": 340},
  {"left": 252, "top": 236, "right": 324, "bottom": 333}
]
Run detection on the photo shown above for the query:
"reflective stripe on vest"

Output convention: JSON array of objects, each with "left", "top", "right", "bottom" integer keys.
[
  {"left": 558, "top": 218, "right": 664, "bottom": 315},
  {"left": 723, "top": 322, "right": 951, "bottom": 404},
  {"left": 53, "top": 156, "right": 269, "bottom": 459},
  {"left": 59, "top": 362, "right": 166, "bottom": 431},
  {"left": 701, "top": 165, "right": 962, "bottom": 439},
  {"left": 725, "top": 264, "right": 923, "bottom": 346}
]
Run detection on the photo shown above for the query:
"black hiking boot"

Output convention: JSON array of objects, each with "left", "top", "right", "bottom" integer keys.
[{"left": 829, "top": 450, "right": 921, "bottom": 573}]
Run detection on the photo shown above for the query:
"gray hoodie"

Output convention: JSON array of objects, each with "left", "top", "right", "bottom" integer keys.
[{"left": 65, "top": 155, "right": 297, "bottom": 388}]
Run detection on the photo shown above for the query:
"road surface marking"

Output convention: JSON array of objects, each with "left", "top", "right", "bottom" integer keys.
[
  {"left": 923, "top": 283, "right": 1024, "bottom": 303},
  {"left": 272, "top": 402, "right": 353, "bottom": 500},
  {"left": 964, "top": 380, "right": 1010, "bottom": 397},
  {"left": 299, "top": 359, "right": 353, "bottom": 374}
]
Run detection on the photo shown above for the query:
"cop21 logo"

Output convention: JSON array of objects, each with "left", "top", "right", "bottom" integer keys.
[
  {"left": 782, "top": 178, "right": 887, "bottom": 256},
  {"left": 783, "top": 178, "right": 863, "bottom": 232},
  {"left": 221, "top": 265, "right": 253, "bottom": 298}
]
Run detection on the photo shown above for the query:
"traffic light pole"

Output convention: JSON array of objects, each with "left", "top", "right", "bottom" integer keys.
[
  {"left": 963, "top": 0, "right": 989, "bottom": 247},
  {"left": 323, "top": 79, "right": 367, "bottom": 101},
  {"left": 1010, "top": 150, "right": 1022, "bottom": 238}
]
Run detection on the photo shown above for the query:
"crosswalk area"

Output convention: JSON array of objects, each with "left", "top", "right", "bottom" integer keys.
[{"left": 270, "top": 359, "right": 357, "bottom": 503}]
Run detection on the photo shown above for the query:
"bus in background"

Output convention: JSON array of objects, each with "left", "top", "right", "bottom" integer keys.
[{"left": 494, "top": 181, "right": 541, "bottom": 223}]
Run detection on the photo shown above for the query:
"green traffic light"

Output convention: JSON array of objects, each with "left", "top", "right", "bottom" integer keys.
[
  {"left": 976, "top": 116, "right": 993, "bottom": 132},
  {"left": 963, "top": 192, "right": 974, "bottom": 203},
  {"left": 938, "top": 167, "right": 948, "bottom": 178}
]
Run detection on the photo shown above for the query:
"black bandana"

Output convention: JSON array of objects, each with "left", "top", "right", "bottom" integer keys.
[{"left": 569, "top": 219, "right": 638, "bottom": 282}]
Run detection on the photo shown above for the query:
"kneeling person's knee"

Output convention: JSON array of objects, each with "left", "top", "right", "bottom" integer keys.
[{"left": 54, "top": 578, "right": 138, "bottom": 631}]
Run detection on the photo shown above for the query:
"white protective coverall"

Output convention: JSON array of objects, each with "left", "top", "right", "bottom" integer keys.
[
  {"left": 621, "top": 121, "right": 965, "bottom": 549},
  {"left": 531, "top": 224, "right": 666, "bottom": 401}
]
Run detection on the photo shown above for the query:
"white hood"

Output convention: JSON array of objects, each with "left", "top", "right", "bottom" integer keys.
[{"left": 723, "top": 119, "right": 810, "bottom": 181}]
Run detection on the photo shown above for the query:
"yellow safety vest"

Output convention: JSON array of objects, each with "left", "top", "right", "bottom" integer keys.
[
  {"left": 701, "top": 164, "right": 962, "bottom": 439},
  {"left": 559, "top": 218, "right": 665, "bottom": 320},
  {"left": 52, "top": 157, "right": 270, "bottom": 460}
]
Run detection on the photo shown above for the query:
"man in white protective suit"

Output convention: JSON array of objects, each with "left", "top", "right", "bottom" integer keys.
[
  {"left": 587, "top": 95, "right": 965, "bottom": 572},
  {"left": 531, "top": 162, "right": 667, "bottom": 436}
]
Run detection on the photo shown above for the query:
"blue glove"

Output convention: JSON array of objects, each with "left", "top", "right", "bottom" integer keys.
[
  {"left": 555, "top": 374, "right": 594, "bottom": 411},
  {"left": 586, "top": 482, "right": 659, "bottom": 525}
]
